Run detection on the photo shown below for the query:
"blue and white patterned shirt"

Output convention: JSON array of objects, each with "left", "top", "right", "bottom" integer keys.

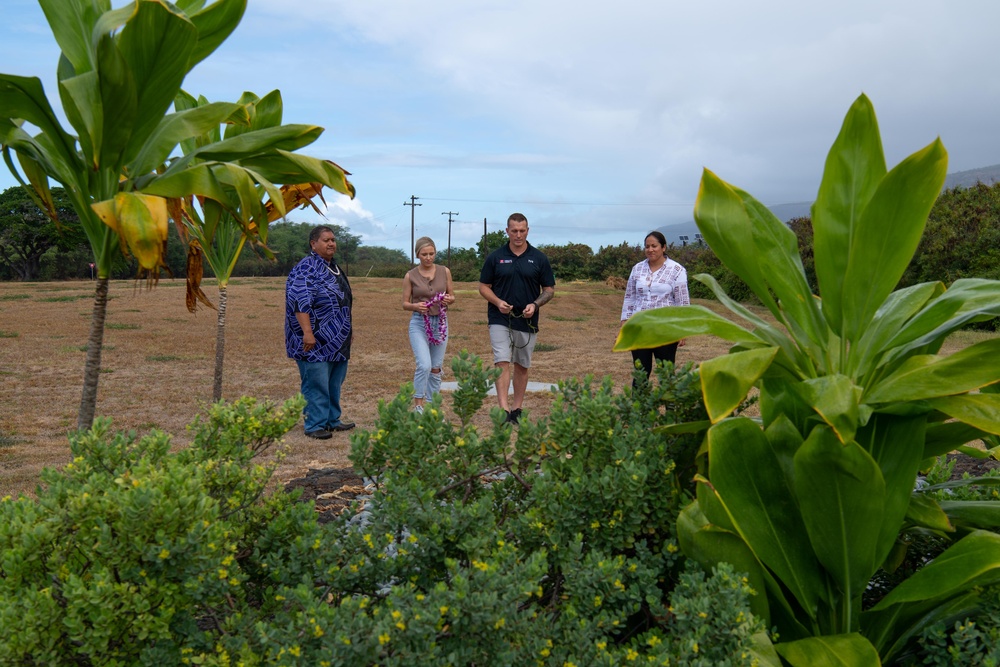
[
  {"left": 620, "top": 258, "right": 689, "bottom": 321},
  {"left": 285, "top": 252, "right": 353, "bottom": 362}
]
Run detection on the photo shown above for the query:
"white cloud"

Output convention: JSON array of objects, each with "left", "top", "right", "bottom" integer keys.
[{"left": 4, "top": 0, "right": 1000, "bottom": 253}]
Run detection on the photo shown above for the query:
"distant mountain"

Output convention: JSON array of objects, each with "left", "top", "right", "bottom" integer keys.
[
  {"left": 656, "top": 201, "right": 811, "bottom": 246},
  {"left": 944, "top": 164, "right": 1000, "bottom": 189},
  {"left": 657, "top": 164, "right": 1000, "bottom": 245}
]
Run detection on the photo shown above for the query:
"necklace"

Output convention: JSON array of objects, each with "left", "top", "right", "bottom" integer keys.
[
  {"left": 422, "top": 292, "right": 448, "bottom": 345},
  {"left": 327, "top": 263, "right": 341, "bottom": 276}
]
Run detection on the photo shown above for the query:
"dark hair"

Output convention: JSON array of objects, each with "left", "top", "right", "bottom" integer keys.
[
  {"left": 507, "top": 212, "right": 528, "bottom": 225},
  {"left": 644, "top": 230, "right": 667, "bottom": 246},
  {"left": 309, "top": 225, "right": 336, "bottom": 244}
]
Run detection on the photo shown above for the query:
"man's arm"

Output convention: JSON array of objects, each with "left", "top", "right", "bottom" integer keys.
[
  {"left": 523, "top": 286, "right": 554, "bottom": 318},
  {"left": 295, "top": 312, "right": 316, "bottom": 352},
  {"left": 479, "top": 283, "right": 513, "bottom": 314}
]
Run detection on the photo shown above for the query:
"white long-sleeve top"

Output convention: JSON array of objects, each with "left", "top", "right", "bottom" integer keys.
[{"left": 620, "top": 258, "right": 690, "bottom": 321}]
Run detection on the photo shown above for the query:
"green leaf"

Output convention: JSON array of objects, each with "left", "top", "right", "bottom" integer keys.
[
  {"left": 699, "top": 348, "right": 778, "bottom": 423},
  {"left": 693, "top": 169, "right": 781, "bottom": 316},
  {"left": 239, "top": 151, "right": 356, "bottom": 198},
  {"left": 794, "top": 427, "right": 884, "bottom": 598},
  {"left": 796, "top": 375, "right": 862, "bottom": 443},
  {"left": 737, "top": 186, "right": 829, "bottom": 363},
  {"left": 812, "top": 94, "right": 886, "bottom": 336},
  {"left": 188, "top": 0, "right": 247, "bottom": 68},
  {"left": 676, "top": 502, "right": 771, "bottom": 623},
  {"left": 840, "top": 137, "right": 948, "bottom": 342},
  {"left": 926, "top": 394, "right": 1000, "bottom": 436},
  {"left": 129, "top": 102, "right": 242, "bottom": 176},
  {"left": 118, "top": 0, "right": 198, "bottom": 160},
  {"left": 189, "top": 124, "right": 324, "bottom": 162},
  {"left": 882, "top": 280, "right": 1000, "bottom": 363},
  {"left": 0, "top": 75, "right": 82, "bottom": 177},
  {"left": 939, "top": 501, "right": 1000, "bottom": 531},
  {"left": 38, "top": 0, "right": 108, "bottom": 75},
  {"left": 693, "top": 272, "right": 796, "bottom": 352},
  {"left": 923, "top": 420, "right": 994, "bottom": 459},
  {"left": 650, "top": 420, "right": 711, "bottom": 436},
  {"left": 865, "top": 339, "right": 1000, "bottom": 403},
  {"left": 709, "top": 418, "right": 826, "bottom": 616},
  {"left": 140, "top": 162, "right": 231, "bottom": 203},
  {"left": 857, "top": 413, "right": 926, "bottom": 567},
  {"left": 904, "top": 494, "right": 953, "bottom": 533},
  {"left": 848, "top": 281, "right": 943, "bottom": 379},
  {"left": 871, "top": 530, "right": 1000, "bottom": 611},
  {"left": 614, "top": 304, "right": 760, "bottom": 351},
  {"left": 775, "top": 633, "right": 882, "bottom": 667}
]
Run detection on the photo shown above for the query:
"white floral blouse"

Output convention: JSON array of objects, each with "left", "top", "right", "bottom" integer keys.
[{"left": 620, "top": 258, "right": 690, "bottom": 321}]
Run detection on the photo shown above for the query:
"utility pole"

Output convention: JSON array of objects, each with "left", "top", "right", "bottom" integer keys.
[
  {"left": 441, "top": 211, "right": 459, "bottom": 266},
  {"left": 404, "top": 195, "right": 421, "bottom": 263}
]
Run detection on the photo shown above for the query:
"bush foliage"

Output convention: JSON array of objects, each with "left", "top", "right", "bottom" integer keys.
[{"left": 0, "top": 359, "right": 774, "bottom": 665}]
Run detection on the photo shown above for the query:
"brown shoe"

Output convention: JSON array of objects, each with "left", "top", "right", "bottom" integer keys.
[
  {"left": 330, "top": 421, "right": 355, "bottom": 432},
  {"left": 305, "top": 428, "right": 333, "bottom": 439}
]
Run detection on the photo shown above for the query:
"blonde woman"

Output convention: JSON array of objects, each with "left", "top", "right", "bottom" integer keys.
[{"left": 402, "top": 237, "right": 455, "bottom": 412}]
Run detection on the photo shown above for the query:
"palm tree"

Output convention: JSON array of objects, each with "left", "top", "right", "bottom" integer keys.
[
  {"left": 0, "top": 1, "right": 353, "bottom": 427},
  {"left": 172, "top": 89, "right": 350, "bottom": 401}
]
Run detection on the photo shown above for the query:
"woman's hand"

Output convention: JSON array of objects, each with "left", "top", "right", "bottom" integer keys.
[
  {"left": 442, "top": 293, "right": 455, "bottom": 306},
  {"left": 415, "top": 301, "right": 430, "bottom": 315}
]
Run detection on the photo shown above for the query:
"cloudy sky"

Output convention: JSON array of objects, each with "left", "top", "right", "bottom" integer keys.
[{"left": 4, "top": 0, "right": 1000, "bottom": 255}]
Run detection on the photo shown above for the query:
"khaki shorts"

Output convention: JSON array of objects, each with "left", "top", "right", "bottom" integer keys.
[{"left": 489, "top": 324, "right": 536, "bottom": 368}]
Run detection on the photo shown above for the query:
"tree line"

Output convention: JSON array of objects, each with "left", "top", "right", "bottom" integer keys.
[{"left": 4, "top": 183, "right": 1000, "bottom": 300}]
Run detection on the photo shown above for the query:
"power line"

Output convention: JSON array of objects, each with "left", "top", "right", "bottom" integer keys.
[{"left": 418, "top": 196, "right": 695, "bottom": 207}]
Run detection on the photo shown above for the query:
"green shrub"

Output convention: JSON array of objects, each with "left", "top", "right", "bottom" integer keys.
[
  {"left": 0, "top": 396, "right": 307, "bottom": 665},
  {"left": 0, "top": 362, "right": 768, "bottom": 665},
  {"left": 917, "top": 586, "right": 1000, "bottom": 666}
]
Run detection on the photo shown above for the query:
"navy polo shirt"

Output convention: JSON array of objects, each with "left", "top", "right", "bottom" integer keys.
[{"left": 480, "top": 242, "right": 555, "bottom": 332}]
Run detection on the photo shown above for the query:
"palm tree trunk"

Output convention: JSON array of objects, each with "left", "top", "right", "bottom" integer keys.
[
  {"left": 78, "top": 277, "right": 109, "bottom": 430},
  {"left": 213, "top": 285, "right": 228, "bottom": 402}
]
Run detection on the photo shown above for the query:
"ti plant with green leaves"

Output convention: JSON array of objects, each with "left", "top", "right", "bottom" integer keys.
[
  {"left": 171, "top": 88, "right": 352, "bottom": 401},
  {"left": 616, "top": 94, "right": 1000, "bottom": 666},
  {"left": 0, "top": 0, "right": 352, "bottom": 427}
]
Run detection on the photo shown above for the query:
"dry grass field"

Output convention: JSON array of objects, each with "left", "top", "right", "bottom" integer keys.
[
  {"left": 1, "top": 276, "right": 992, "bottom": 497},
  {"left": 0, "top": 276, "right": 731, "bottom": 496}
]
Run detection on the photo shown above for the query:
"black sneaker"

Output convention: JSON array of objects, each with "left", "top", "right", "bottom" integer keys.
[
  {"left": 330, "top": 421, "right": 356, "bottom": 432},
  {"left": 305, "top": 428, "right": 333, "bottom": 439},
  {"left": 506, "top": 408, "right": 522, "bottom": 425}
]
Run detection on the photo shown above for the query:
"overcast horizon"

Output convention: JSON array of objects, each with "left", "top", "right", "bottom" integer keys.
[{"left": 4, "top": 0, "right": 1000, "bottom": 254}]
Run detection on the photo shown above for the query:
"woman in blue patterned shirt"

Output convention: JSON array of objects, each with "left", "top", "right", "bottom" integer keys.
[{"left": 285, "top": 225, "right": 355, "bottom": 438}]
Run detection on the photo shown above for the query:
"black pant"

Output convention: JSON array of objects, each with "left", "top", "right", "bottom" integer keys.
[{"left": 631, "top": 342, "right": 679, "bottom": 380}]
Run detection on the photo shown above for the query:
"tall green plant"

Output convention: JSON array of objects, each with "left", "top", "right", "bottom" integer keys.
[
  {"left": 0, "top": 0, "right": 351, "bottom": 427},
  {"left": 616, "top": 94, "right": 1000, "bottom": 665},
  {"left": 171, "top": 88, "right": 353, "bottom": 401}
]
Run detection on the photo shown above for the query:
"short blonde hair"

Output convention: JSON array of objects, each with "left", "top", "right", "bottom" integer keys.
[{"left": 414, "top": 236, "right": 436, "bottom": 256}]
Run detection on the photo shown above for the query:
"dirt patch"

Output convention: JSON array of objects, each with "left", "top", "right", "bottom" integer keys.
[
  {"left": 283, "top": 466, "right": 367, "bottom": 524},
  {"left": 0, "top": 276, "right": 993, "bottom": 497},
  {"left": 0, "top": 277, "right": 734, "bottom": 496},
  {"left": 947, "top": 452, "right": 1000, "bottom": 479}
]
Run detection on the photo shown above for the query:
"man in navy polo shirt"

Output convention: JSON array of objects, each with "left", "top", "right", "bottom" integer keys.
[{"left": 478, "top": 213, "right": 556, "bottom": 424}]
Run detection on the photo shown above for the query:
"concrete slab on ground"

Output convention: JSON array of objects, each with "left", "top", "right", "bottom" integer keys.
[{"left": 440, "top": 381, "right": 557, "bottom": 396}]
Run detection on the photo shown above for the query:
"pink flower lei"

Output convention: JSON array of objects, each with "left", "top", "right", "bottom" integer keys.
[{"left": 423, "top": 292, "right": 448, "bottom": 345}]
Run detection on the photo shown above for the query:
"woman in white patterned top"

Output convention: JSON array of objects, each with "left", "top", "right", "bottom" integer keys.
[{"left": 620, "top": 231, "right": 690, "bottom": 379}]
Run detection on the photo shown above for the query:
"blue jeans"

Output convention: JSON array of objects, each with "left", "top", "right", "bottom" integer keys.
[
  {"left": 296, "top": 359, "right": 349, "bottom": 433},
  {"left": 408, "top": 313, "right": 447, "bottom": 399}
]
